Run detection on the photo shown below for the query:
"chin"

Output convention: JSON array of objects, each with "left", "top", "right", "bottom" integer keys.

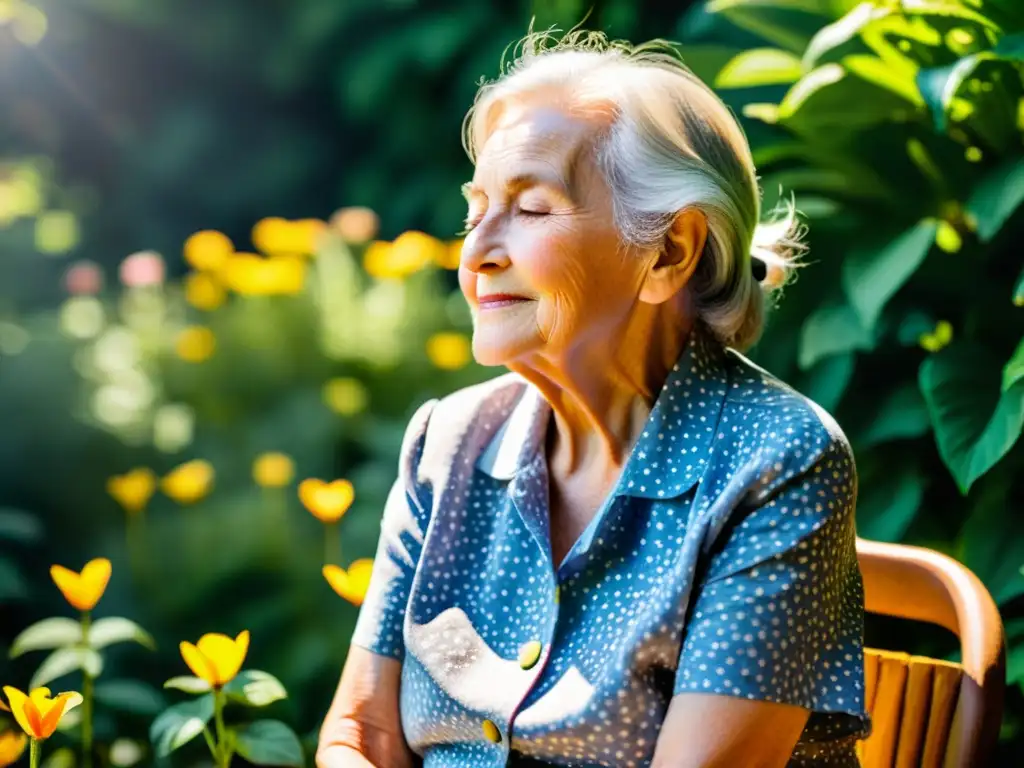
[{"left": 471, "top": 331, "right": 538, "bottom": 367}]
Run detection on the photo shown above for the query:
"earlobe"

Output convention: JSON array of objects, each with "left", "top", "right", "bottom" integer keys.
[{"left": 638, "top": 208, "right": 708, "bottom": 305}]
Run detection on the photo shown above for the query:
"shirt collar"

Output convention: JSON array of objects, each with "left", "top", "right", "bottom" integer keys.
[{"left": 475, "top": 322, "right": 730, "bottom": 498}]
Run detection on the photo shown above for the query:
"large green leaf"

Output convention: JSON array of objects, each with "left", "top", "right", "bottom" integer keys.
[
  {"left": 802, "top": 1, "right": 888, "bottom": 67},
  {"left": 842, "top": 219, "right": 937, "bottom": 331},
  {"left": 967, "top": 157, "right": 1024, "bottom": 241},
  {"left": 1004, "top": 337, "right": 1024, "bottom": 393},
  {"left": 88, "top": 617, "right": 156, "bottom": 651},
  {"left": 164, "top": 676, "right": 212, "bottom": 694},
  {"left": 150, "top": 695, "right": 214, "bottom": 757},
  {"left": 233, "top": 720, "right": 304, "bottom": 767},
  {"left": 31, "top": 647, "right": 103, "bottom": 689},
  {"left": 853, "top": 383, "right": 931, "bottom": 447},
  {"left": 856, "top": 461, "right": 925, "bottom": 542},
  {"left": 919, "top": 345, "right": 1024, "bottom": 493},
  {"left": 707, "top": 0, "right": 847, "bottom": 54},
  {"left": 10, "top": 618, "right": 83, "bottom": 658},
  {"left": 0, "top": 508, "right": 43, "bottom": 544},
  {"left": 798, "top": 303, "right": 875, "bottom": 369},
  {"left": 224, "top": 670, "right": 288, "bottom": 707},
  {"left": 916, "top": 53, "right": 996, "bottom": 131},
  {"left": 957, "top": 474, "right": 1024, "bottom": 605},
  {"left": 715, "top": 48, "right": 804, "bottom": 87},
  {"left": 94, "top": 679, "right": 167, "bottom": 716}
]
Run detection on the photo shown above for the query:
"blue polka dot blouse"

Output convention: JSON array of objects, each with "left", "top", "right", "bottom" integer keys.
[{"left": 351, "top": 322, "right": 873, "bottom": 767}]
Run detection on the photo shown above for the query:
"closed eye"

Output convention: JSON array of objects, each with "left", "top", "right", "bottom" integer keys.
[{"left": 457, "top": 207, "right": 548, "bottom": 237}]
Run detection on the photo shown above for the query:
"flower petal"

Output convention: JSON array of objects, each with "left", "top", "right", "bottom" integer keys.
[
  {"left": 1, "top": 688, "right": 37, "bottom": 739},
  {"left": 50, "top": 565, "right": 89, "bottom": 611},
  {"left": 180, "top": 641, "right": 219, "bottom": 687},
  {"left": 37, "top": 692, "right": 83, "bottom": 739},
  {"left": 77, "top": 558, "right": 112, "bottom": 610},
  {"left": 196, "top": 633, "right": 245, "bottom": 685}
]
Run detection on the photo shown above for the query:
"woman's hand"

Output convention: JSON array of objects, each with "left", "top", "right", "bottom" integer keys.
[{"left": 316, "top": 646, "right": 418, "bottom": 768}]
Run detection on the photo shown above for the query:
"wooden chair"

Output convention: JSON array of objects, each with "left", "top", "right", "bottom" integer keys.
[{"left": 855, "top": 537, "right": 1006, "bottom": 768}]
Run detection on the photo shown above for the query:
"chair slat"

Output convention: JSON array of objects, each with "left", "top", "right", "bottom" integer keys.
[
  {"left": 921, "top": 661, "right": 962, "bottom": 768},
  {"left": 894, "top": 657, "right": 935, "bottom": 768},
  {"left": 862, "top": 651, "right": 910, "bottom": 768}
]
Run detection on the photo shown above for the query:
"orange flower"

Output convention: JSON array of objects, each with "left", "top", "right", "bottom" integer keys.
[
  {"left": 298, "top": 479, "right": 354, "bottom": 523},
  {"left": 50, "top": 558, "right": 111, "bottom": 611},
  {"left": 179, "top": 631, "right": 249, "bottom": 688},
  {"left": 106, "top": 468, "right": 156, "bottom": 515},
  {"left": 0, "top": 687, "right": 83, "bottom": 740},
  {"left": 323, "top": 560, "right": 374, "bottom": 606},
  {"left": 0, "top": 730, "right": 27, "bottom": 766}
]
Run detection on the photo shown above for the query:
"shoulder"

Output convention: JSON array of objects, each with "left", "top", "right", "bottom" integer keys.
[
  {"left": 408, "top": 371, "right": 527, "bottom": 482},
  {"left": 711, "top": 348, "right": 856, "bottom": 500}
]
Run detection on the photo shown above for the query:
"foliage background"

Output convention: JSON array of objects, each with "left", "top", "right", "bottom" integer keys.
[{"left": 0, "top": 0, "right": 1021, "bottom": 765}]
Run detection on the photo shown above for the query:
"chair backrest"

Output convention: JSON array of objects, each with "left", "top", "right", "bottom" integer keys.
[{"left": 854, "top": 537, "right": 1006, "bottom": 768}]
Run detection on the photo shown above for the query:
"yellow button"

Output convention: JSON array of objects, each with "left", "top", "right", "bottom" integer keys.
[
  {"left": 518, "top": 640, "right": 543, "bottom": 670},
  {"left": 482, "top": 719, "right": 501, "bottom": 743}
]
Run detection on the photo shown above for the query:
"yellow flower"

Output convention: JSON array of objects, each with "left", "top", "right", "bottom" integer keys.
[
  {"left": 175, "top": 326, "right": 216, "bottom": 363},
  {"left": 426, "top": 332, "right": 472, "bottom": 370},
  {"left": 323, "top": 560, "right": 374, "bottom": 607},
  {"left": 322, "top": 377, "right": 369, "bottom": 416},
  {"left": 179, "top": 631, "right": 249, "bottom": 688},
  {"left": 161, "top": 459, "right": 214, "bottom": 504},
  {"left": 0, "top": 687, "right": 83, "bottom": 741},
  {"left": 919, "top": 320, "right": 953, "bottom": 353},
  {"left": 106, "top": 468, "right": 156, "bottom": 515},
  {"left": 0, "top": 730, "right": 27, "bottom": 766},
  {"left": 184, "top": 272, "right": 226, "bottom": 311},
  {"left": 329, "top": 207, "right": 379, "bottom": 243},
  {"left": 221, "top": 253, "right": 306, "bottom": 296},
  {"left": 50, "top": 558, "right": 111, "bottom": 612},
  {"left": 436, "top": 239, "right": 463, "bottom": 270},
  {"left": 252, "top": 452, "right": 295, "bottom": 488},
  {"left": 298, "top": 479, "right": 354, "bottom": 523},
  {"left": 252, "top": 217, "right": 325, "bottom": 256},
  {"left": 184, "top": 231, "right": 233, "bottom": 272}
]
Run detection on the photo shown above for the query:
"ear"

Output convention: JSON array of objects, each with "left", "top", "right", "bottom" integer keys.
[{"left": 638, "top": 207, "right": 708, "bottom": 305}]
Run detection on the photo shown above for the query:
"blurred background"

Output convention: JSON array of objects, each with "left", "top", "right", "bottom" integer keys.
[{"left": 0, "top": 0, "right": 1021, "bottom": 765}]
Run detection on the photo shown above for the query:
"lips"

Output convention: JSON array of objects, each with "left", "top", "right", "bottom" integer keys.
[{"left": 478, "top": 294, "right": 530, "bottom": 308}]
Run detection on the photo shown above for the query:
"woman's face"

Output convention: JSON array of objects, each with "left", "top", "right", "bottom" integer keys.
[{"left": 458, "top": 100, "right": 648, "bottom": 367}]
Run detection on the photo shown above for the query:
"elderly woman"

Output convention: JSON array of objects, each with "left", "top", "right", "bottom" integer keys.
[{"left": 317, "top": 30, "right": 871, "bottom": 768}]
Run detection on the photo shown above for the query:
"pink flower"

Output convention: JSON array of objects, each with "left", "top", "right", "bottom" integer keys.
[
  {"left": 64, "top": 261, "right": 103, "bottom": 295},
  {"left": 120, "top": 251, "right": 165, "bottom": 288}
]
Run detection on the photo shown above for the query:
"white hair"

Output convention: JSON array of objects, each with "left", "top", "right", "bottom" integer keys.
[{"left": 461, "top": 27, "right": 806, "bottom": 351}]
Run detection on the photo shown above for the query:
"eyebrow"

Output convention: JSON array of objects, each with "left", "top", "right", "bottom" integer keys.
[{"left": 462, "top": 144, "right": 584, "bottom": 202}]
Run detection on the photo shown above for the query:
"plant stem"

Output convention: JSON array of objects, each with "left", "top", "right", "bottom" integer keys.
[
  {"left": 81, "top": 610, "right": 94, "bottom": 768},
  {"left": 29, "top": 739, "right": 40, "bottom": 768},
  {"left": 213, "top": 687, "right": 230, "bottom": 768},
  {"left": 325, "top": 522, "right": 342, "bottom": 566}
]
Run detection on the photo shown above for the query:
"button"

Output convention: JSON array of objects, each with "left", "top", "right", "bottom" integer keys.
[
  {"left": 482, "top": 719, "right": 501, "bottom": 743},
  {"left": 518, "top": 641, "right": 542, "bottom": 670}
]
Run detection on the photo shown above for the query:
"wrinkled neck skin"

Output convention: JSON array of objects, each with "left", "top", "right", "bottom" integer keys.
[{"left": 506, "top": 289, "right": 695, "bottom": 481}]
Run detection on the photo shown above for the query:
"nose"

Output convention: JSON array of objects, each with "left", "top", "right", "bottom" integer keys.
[{"left": 459, "top": 228, "right": 510, "bottom": 274}]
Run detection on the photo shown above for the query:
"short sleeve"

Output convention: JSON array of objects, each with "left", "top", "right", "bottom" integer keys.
[
  {"left": 350, "top": 398, "right": 438, "bottom": 660},
  {"left": 674, "top": 433, "right": 871, "bottom": 739}
]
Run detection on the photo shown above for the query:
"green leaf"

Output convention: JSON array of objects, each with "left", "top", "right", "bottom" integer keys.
[
  {"left": 968, "top": 157, "right": 1024, "bottom": 241},
  {"left": 224, "top": 670, "right": 288, "bottom": 707},
  {"left": 233, "top": 720, "right": 304, "bottom": 767},
  {"left": 87, "top": 617, "right": 156, "bottom": 651},
  {"left": 842, "top": 219, "right": 938, "bottom": 331},
  {"left": 94, "top": 679, "right": 167, "bottom": 716},
  {"left": 163, "top": 676, "right": 212, "bottom": 694},
  {"left": 10, "top": 618, "right": 83, "bottom": 657},
  {"left": 1004, "top": 337, "right": 1024, "bottom": 393},
  {"left": 707, "top": 0, "right": 841, "bottom": 54},
  {"left": 715, "top": 48, "right": 804, "bottom": 88},
  {"left": 798, "top": 303, "right": 874, "bottom": 369},
  {"left": 31, "top": 647, "right": 103, "bottom": 689},
  {"left": 993, "top": 32, "right": 1024, "bottom": 59},
  {"left": 0, "top": 508, "right": 43, "bottom": 544},
  {"left": 799, "top": 352, "right": 854, "bottom": 411},
  {"left": 0, "top": 558, "right": 28, "bottom": 602},
  {"left": 958, "top": 474, "right": 1024, "bottom": 605},
  {"left": 855, "top": 461, "right": 925, "bottom": 542},
  {"left": 853, "top": 383, "right": 931, "bottom": 447},
  {"left": 916, "top": 52, "right": 995, "bottom": 132},
  {"left": 802, "top": 2, "right": 892, "bottom": 68},
  {"left": 150, "top": 695, "right": 214, "bottom": 757},
  {"left": 919, "top": 345, "right": 1024, "bottom": 493}
]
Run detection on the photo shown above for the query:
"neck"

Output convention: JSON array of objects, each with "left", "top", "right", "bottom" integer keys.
[{"left": 508, "top": 300, "right": 694, "bottom": 478}]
